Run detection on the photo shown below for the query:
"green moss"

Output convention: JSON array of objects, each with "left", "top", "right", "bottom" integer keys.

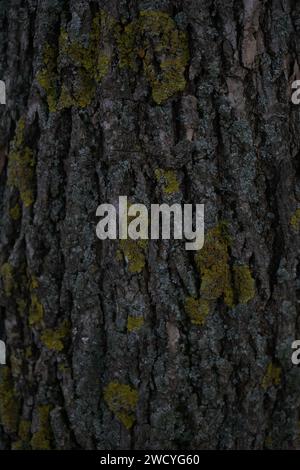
[
  {"left": 290, "top": 209, "right": 300, "bottom": 231},
  {"left": 29, "top": 294, "right": 44, "bottom": 326},
  {"left": 262, "top": 363, "right": 281, "bottom": 390},
  {"left": 127, "top": 316, "right": 144, "bottom": 332},
  {"left": 103, "top": 382, "right": 138, "bottom": 429},
  {"left": 0, "top": 367, "right": 19, "bottom": 434},
  {"left": 10, "top": 203, "right": 21, "bottom": 221},
  {"left": 185, "top": 297, "right": 210, "bottom": 326},
  {"left": 233, "top": 265, "right": 255, "bottom": 304},
  {"left": 120, "top": 239, "right": 148, "bottom": 274},
  {"left": 30, "top": 405, "right": 52, "bottom": 450},
  {"left": 155, "top": 169, "right": 180, "bottom": 194},
  {"left": 40, "top": 320, "right": 70, "bottom": 352},
  {"left": 1, "top": 262, "right": 14, "bottom": 296},
  {"left": 7, "top": 118, "right": 35, "bottom": 208},
  {"left": 37, "top": 45, "right": 58, "bottom": 113},
  {"left": 196, "top": 223, "right": 234, "bottom": 307}
]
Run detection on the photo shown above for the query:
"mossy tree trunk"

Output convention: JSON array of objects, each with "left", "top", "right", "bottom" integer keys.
[{"left": 0, "top": 0, "right": 300, "bottom": 450}]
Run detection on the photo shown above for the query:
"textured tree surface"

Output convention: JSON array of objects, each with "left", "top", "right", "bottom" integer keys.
[{"left": 0, "top": 0, "right": 300, "bottom": 451}]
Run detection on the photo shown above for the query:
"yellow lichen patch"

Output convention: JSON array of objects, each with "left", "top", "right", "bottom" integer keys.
[
  {"left": 185, "top": 297, "right": 210, "bottom": 326},
  {"left": 103, "top": 382, "right": 138, "bottom": 429},
  {"left": 117, "top": 10, "right": 189, "bottom": 104},
  {"left": 58, "top": 363, "right": 68, "bottom": 373},
  {"left": 290, "top": 209, "right": 300, "bottom": 231},
  {"left": 73, "top": 69, "right": 96, "bottom": 109},
  {"left": 12, "top": 419, "right": 31, "bottom": 449},
  {"left": 28, "top": 276, "right": 44, "bottom": 325},
  {"left": 151, "top": 57, "right": 187, "bottom": 104},
  {"left": 264, "top": 435, "right": 273, "bottom": 449},
  {"left": 10, "top": 203, "right": 21, "bottom": 221},
  {"left": 155, "top": 169, "right": 180, "bottom": 194},
  {"left": 57, "top": 85, "right": 74, "bottom": 110},
  {"left": 96, "top": 52, "right": 112, "bottom": 80},
  {"left": 91, "top": 11, "right": 116, "bottom": 80},
  {"left": 119, "top": 239, "right": 148, "bottom": 274},
  {"left": 39, "top": 11, "right": 188, "bottom": 110},
  {"left": 58, "top": 30, "right": 96, "bottom": 110},
  {"left": 0, "top": 367, "right": 19, "bottom": 434},
  {"left": 39, "top": 33, "right": 97, "bottom": 111},
  {"left": 1, "top": 262, "right": 14, "bottom": 296},
  {"left": 37, "top": 45, "right": 58, "bottom": 113},
  {"left": 30, "top": 276, "right": 39, "bottom": 290},
  {"left": 29, "top": 294, "right": 44, "bottom": 326},
  {"left": 40, "top": 320, "right": 70, "bottom": 352},
  {"left": 11, "top": 441, "right": 24, "bottom": 450},
  {"left": 57, "top": 12, "right": 114, "bottom": 109},
  {"left": 262, "top": 363, "right": 281, "bottom": 390},
  {"left": 60, "top": 12, "right": 114, "bottom": 79},
  {"left": 140, "top": 11, "right": 189, "bottom": 104},
  {"left": 196, "top": 223, "right": 234, "bottom": 307},
  {"left": 30, "top": 405, "right": 52, "bottom": 450},
  {"left": 127, "top": 316, "right": 144, "bottom": 332},
  {"left": 17, "top": 299, "right": 27, "bottom": 316},
  {"left": 116, "top": 20, "right": 139, "bottom": 70},
  {"left": 25, "top": 346, "right": 32, "bottom": 359},
  {"left": 7, "top": 118, "right": 35, "bottom": 208},
  {"left": 233, "top": 265, "right": 255, "bottom": 304}
]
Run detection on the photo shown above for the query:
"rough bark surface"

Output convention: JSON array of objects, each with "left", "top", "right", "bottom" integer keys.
[{"left": 0, "top": 0, "right": 300, "bottom": 450}]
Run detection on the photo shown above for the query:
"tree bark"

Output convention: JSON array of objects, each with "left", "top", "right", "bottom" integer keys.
[{"left": 0, "top": 0, "right": 300, "bottom": 450}]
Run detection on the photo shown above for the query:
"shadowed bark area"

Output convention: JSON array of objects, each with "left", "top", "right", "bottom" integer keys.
[{"left": 0, "top": 0, "right": 300, "bottom": 450}]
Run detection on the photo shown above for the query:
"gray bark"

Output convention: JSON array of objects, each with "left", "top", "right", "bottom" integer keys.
[{"left": 0, "top": 0, "right": 300, "bottom": 450}]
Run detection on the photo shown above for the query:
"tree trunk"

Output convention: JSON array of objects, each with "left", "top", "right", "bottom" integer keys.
[{"left": 0, "top": 0, "right": 300, "bottom": 450}]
